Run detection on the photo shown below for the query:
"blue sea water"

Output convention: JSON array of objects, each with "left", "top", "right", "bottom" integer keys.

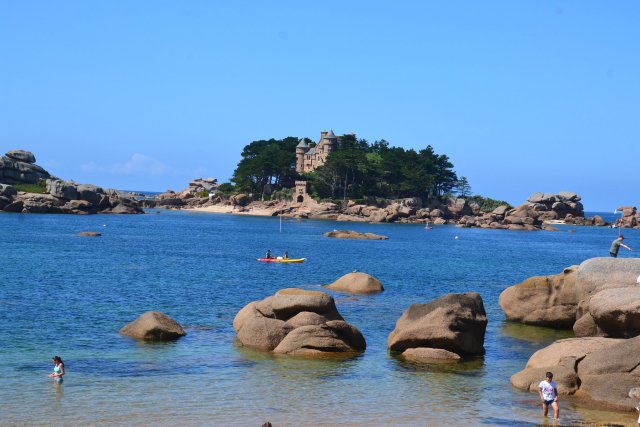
[{"left": 0, "top": 210, "right": 637, "bottom": 426}]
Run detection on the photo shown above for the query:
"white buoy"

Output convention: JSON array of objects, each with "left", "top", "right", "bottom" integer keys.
[{"left": 454, "top": 236, "right": 459, "bottom": 240}]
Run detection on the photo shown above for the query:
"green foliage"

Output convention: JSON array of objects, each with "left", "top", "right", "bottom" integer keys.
[
  {"left": 270, "top": 187, "right": 293, "bottom": 201},
  {"left": 231, "top": 137, "right": 299, "bottom": 195},
  {"left": 216, "top": 182, "right": 235, "bottom": 195},
  {"left": 13, "top": 180, "right": 46, "bottom": 194},
  {"left": 466, "top": 195, "right": 512, "bottom": 212},
  {"left": 308, "top": 136, "right": 457, "bottom": 201},
  {"left": 454, "top": 176, "right": 472, "bottom": 198},
  {"left": 230, "top": 133, "right": 462, "bottom": 203},
  {"left": 195, "top": 190, "right": 209, "bottom": 198}
]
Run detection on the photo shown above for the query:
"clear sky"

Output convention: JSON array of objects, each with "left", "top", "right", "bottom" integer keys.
[{"left": 1, "top": 1, "right": 638, "bottom": 211}]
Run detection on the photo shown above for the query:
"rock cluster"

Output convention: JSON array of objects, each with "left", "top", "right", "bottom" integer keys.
[
  {"left": 147, "top": 185, "right": 627, "bottom": 230},
  {"left": 500, "top": 258, "right": 640, "bottom": 338},
  {"left": 616, "top": 206, "right": 640, "bottom": 228},
  {"left": 233, "top": 288, "right": 366, "bottom": 356},
  {"left": 141, "top": 178, "right": 220, "bottom": 209},
  {"left": 511, "top": 336, "right": 640, "bottom": 410},
  {"left": 388, "top": 292, "right": 488, "bottom": 360},
  {"left": 0, "top": 150, "right": 144, "bottom": 214},
  {"left": 505, "top": 258, "right": 640, "bottom": 411}
]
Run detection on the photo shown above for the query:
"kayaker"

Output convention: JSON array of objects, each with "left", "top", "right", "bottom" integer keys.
[
  {"left": 265, "top": 249, "right": 272, "bottom": 259},
  {"left": 283, "top": 251, "right": 288, "bottom": 259}
]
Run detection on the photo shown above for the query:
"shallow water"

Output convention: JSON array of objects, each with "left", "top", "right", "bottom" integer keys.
[{"left": 0, "top": 210, "right": 637, "bottom": 426}]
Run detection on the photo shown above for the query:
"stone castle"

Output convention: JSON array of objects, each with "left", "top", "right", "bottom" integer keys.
[{"left": 295, "top": 130, "right": 338, "bottom": 173}]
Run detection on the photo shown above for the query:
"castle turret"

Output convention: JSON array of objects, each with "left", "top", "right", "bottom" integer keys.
[{"left": 296, "top": 139, "right": 308, "bottom": 173}]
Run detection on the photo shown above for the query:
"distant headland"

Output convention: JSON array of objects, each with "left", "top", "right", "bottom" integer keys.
[{"left": 0, "top": 149, "right": 143, "bottom": 214}]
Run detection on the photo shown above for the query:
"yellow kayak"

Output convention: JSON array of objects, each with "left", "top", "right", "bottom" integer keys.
[{"left": 257, "top": 257, "right": 305, "bottom": 263}]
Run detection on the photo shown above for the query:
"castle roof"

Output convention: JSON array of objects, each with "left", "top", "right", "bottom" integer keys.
[
  {"left": 324, "top": 129, "right": 337, "bottom": 139},
  {"left": 296, "top": 139, "right": 308, "bottom": 148},
  {"left": 306, "top": 147, "right": 316, "bottom": 155}
]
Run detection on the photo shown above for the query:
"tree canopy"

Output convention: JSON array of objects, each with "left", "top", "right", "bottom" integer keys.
[
  {"left": 231, "top": 133, "right": 463, "bottom": 202},
  {"left": 231, "top": 137, "right": 299, "bottom": 196}
]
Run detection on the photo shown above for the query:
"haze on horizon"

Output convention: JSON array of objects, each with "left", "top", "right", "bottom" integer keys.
[{"left": 1, "top": 1, "right": 638, "bottom": 212}]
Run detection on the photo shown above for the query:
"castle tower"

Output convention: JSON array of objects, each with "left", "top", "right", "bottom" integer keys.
[
  {"left": 294, "top": 181, "right": 309, "bottom": 204},
  {"left": 295, "top": 139, "right": 308, "bottom": 173}
]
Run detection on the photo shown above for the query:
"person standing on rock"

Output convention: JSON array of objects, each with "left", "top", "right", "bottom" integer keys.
[
  {"left": 538, "top": 371, "right": 559, "bottom": 419},
  {"left": 609, "top": 235, "right": 632, "bottom": 257}
]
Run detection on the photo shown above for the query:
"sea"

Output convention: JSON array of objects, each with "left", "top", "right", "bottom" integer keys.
[{"left": 0, "top": 209, "right": 637, "bottom": 426}]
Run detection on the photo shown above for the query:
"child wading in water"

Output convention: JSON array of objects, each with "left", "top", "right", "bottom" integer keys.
[{"left": 538, "top": 371, "right": 559, "bottom": 419}]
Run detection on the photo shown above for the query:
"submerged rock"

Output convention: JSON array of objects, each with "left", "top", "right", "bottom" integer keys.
[
  {"left": 323, "top": 229, "right": 388, "bottom": 240},
  {"left": 77, "top": 231, "right": 101, "bottom": 237}
]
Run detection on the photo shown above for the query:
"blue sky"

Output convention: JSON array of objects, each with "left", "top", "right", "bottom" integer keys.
[{"left": 1, "top": 1, "right": 638, "bottom": 211}]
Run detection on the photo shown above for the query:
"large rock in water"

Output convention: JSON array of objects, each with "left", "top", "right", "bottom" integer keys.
[
  {"left": 587, "top": 287, "right": 640, "bottom": 338},
  {"left": 499, "top": 266, "right": 577, "bottom": 328},
  {"left": 323, "top": 229, "right": 388, "bottom": 240},
  {"left": 573, "top": 258, "right": 640, "bottom": 338},
  {"left": 119, "top": 311, "right": 186, "bottom": 341},
  {"left": 324, "top": 272, "right": 384, "bottom": 294},
  {"left": 233, "top": 288, "right": 366, "bottom": 356},
  {"left": 388, "top": 292, "right": 487, "bottom": 357},
  {"left": 510, "top": 336, "right": 640, "bottom": 410},
  {"left": 510, "top": 337, "right": 620, "bottom": 395}
]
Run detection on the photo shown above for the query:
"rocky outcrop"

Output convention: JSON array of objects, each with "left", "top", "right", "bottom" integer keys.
[
  {"left": 573, "top": 258, "right": 640, "bottom": 338},
  {"left": 617, "top": 206, "right": 639, "bottom": 228},
  {"left": 323, "top": 230, "right": 388, "bottom": 240},
  {"left": 119, "top": 311, "right": 186, "bottom": 341},
  {"left": 500, "top": 258, "right": 640, "bottom": 338},
  {"left": 0, "top": 150, "right": 51, "bottom": 184},
  {"left": 0, "top": 150, "right": 144, "bottom": 215},
  {"left": 388, "top": 292, "right": 487, "bottom": 357},
  {"left": 233, "top": 288, "right": 366, "bottom": 356},
  {"left": 324, "top": 272, "right": 384, "bottom": 294},
  {"left": 511, "top": 336, "right": 640, "bottom": 411},
  {"left": 499, "top": 266, "right": 578, "bottom": 328}
]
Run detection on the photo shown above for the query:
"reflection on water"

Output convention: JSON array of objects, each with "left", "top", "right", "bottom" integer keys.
[{"left": 500, "top": 321, "right": 574, "bottom": 344}]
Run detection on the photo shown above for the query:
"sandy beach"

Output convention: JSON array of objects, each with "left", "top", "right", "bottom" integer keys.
[{"left": 187, "top": 204, "right": 276, "bottom": 217}]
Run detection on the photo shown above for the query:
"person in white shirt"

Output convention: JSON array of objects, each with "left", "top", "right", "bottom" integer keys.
[{"left": 538, "top": 371, "right": 559, "bottom": 419}]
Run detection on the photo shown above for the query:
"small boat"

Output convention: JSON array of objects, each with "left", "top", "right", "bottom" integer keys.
[
  {"left": 257, "top": 257, "right": 305, "bottom": 263},
  {"left": 424, "top": 221, "right": 432, "bottom": 230}
]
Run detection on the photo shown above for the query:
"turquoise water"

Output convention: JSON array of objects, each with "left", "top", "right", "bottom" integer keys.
[{"left": 1, "top": 210, "right": 637, "bottom": 426}]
